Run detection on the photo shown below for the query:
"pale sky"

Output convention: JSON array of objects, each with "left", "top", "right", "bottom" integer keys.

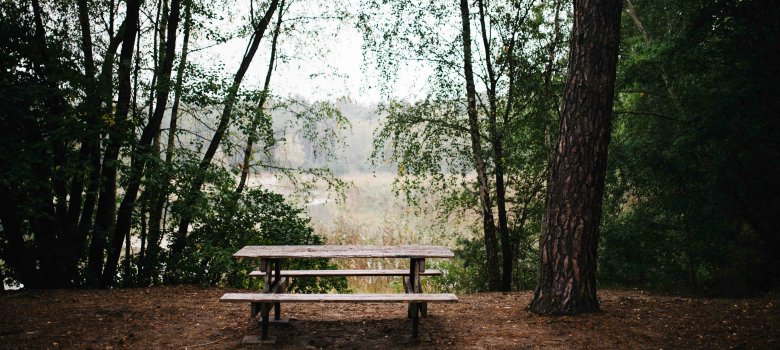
[{"left": 188, "top": 0, "right": 434, "bottom": 103}]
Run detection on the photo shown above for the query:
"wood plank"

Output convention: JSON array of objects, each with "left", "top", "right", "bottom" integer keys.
[
  {"left": 233, "top": 245, "right": 455, "bottom": 259},
  {"left": 220, "top": 293, "right": 458, "bottom": 303},
  {"left": 269, "top": 277, "right": 288, "bottom": 293},
  {"left": 248, "top": 269, "right": 443, "bottom": 277}
]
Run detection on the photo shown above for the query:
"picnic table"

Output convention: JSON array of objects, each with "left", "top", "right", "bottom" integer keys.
[{"left": 219, "top": 245, "right": 458, "bottom": 344}]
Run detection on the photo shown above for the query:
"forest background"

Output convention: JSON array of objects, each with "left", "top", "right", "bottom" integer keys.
[{"left": 1, "top": 0, "right": 778, "bottom": 299}]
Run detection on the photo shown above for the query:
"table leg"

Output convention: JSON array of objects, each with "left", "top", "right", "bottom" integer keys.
[
  {"left": 261, "top": 258, "right": 273, "bottom": 340},
  {"left": 274, "top": 260, "right": 282, "bottom": 320},
  {"left": 408, "top": 258, "right": 422, "bottom": 338},
  {"left": 406, "top": 262, "right": 413, "bottom": 319},
  {"left": 250, "top": 259, "right": 265, "bottom": 318},
  {"left": 418, "top": 258, "right": 427, "bottom": 318},
  {"left": 251, "top": 302, "right": 260, "bottom": 318}
]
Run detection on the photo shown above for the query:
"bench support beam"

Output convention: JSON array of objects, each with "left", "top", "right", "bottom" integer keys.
[
  {"left": 407, "top": 258, "right": 424, "bottom": 337},
  {"left": 258, "top": 258, "right": 284, "bottom": 340}
]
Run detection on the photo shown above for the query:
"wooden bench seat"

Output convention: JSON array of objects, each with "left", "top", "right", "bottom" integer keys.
[
  {"left": 223, "top": 292, "right": 456, "bottom": 342},
  {"left": 220, "top": 292, "right": 458, "bottom": 303},
  {"left": 248, "top": 269, "right": 442, "bottom": 277}
]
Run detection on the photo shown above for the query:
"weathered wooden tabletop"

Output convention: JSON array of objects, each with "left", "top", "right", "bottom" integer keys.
[{"left": 233, "top": 245, "right": 455, "bottom": 259}]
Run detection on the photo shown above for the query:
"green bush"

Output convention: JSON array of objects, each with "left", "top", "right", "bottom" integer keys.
[
  {"left": 430, "top": 231, "right": 539, "bottom": 293},
  {"left": 172, "top": 170, "right": 348, "bottom": 292}
]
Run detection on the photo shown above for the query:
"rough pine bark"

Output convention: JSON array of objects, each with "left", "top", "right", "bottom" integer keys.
[
  {"left": 460, "top": 0, "right": 501, "bottom": 291},
  {"left": 529, "top": 0, "right": 621, "bottom": 315}
]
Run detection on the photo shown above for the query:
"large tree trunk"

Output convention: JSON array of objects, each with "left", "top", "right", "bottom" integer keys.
[
  {"left": 529, "top": 0, "right": 621, "bottom": 315},
  {"left": 101, "top": 0, "right": 182, "bottom": 287},
  {"left": 169, "top": 0, "right": 280, "bottom": 268},
  {"left": 460, "top": 0, "right": 501, "bottom": 291}
]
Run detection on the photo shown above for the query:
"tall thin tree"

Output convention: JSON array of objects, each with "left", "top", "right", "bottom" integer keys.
[
  {"left": 236, "top": 0, "right": 286, "bottom": 194},
  {"left": 141, "top": 0, "right": 193, "bottom": 286},
  {"left": 102, "top": 0, "right": 183, "bottom": 286},
  {"left": 169, "top": 0, "right": 280, "bottom": 266},
  {"left": 87, "top": 0, "right": 140, "bottom": 286},
  {"left": 460, "top": 0, "right": 501, "bottom": 291}
]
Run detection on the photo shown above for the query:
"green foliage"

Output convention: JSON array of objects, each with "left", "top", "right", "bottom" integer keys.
[
  {"left": 0, "top": 1, "right": 85, "bottom": 194},
  {"left": 172, "top": 167, "right": 348, "bottom": 292},
  {"left": 600, "top": 0, "right": 780, "bottom": 295},
  {"left": 362, "top": 0, "right": 566, "bottom": 291},
  {"left": 0, "top": 0, "right": 99, "bottom": 288},
  {"left": 0, "top": 0, "right": 354, "bottom": 290},
  {"left": 430, "top": 232, "right": 538, "bottom": 293},
  {"left": 429, "top": 238, "right": 490, "bottom": 293}
]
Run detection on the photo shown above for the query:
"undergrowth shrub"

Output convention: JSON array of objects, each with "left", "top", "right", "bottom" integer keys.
[{"left": 173, "top": 172, "right": 348, "bottom": 292}]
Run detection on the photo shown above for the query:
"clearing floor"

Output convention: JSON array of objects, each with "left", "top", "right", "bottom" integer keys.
[{"left": 0, "top": 286, "right": 777, "bottom": 349}]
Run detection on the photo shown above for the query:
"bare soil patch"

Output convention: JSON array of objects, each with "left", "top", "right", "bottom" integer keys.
[{"left": 0, "top": 286, "right": 777, "bottom": 349}]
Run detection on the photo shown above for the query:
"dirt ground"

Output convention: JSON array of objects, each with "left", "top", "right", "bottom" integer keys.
[{"left": 0, "top": 286, "right": 777, "bottom": 349}]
